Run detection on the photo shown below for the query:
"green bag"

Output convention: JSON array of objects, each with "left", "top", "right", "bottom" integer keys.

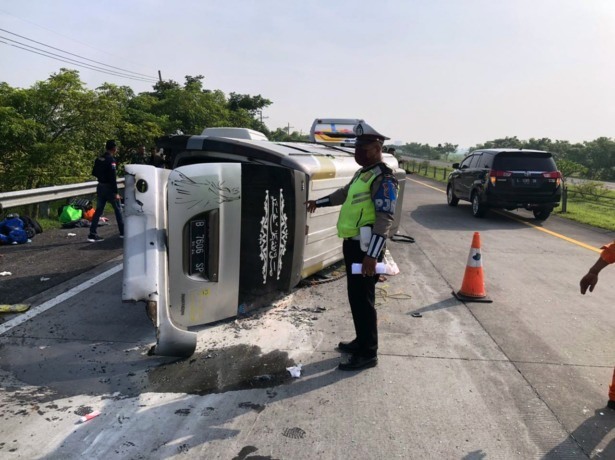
[{"left": 59, "top": 205, "right": 83, "bottom": 224}]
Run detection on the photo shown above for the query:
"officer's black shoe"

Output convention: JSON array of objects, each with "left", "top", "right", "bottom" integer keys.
[
  {"left": 338, "top": 354, "right": 378, "bottom": 371},
  {"left": 337, "top": 339, "right": 360, "bottom": 353}
]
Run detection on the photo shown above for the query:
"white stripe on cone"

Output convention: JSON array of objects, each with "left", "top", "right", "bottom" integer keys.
[{"left": 466, "top": 248, "right": 482, "bottom": 268}]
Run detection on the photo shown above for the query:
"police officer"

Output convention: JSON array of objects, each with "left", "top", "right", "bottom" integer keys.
[
  {"left": 88, "top": 140, "right": 124, "bottom": 242},
  {"left": 306, "top": 121, "right": 399, "bottom": 370}
]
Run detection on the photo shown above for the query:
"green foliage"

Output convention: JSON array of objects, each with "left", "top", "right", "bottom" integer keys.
[
  {"left": 469, "top": 136, "right": 615, "bottom": 181},
  {"left": 268, "top": 129, "right": 309, "bottom": 142},
  {"left": 571, "top": 181, "right": 610, "bottom": 201},
  {"left": 0, "top": 69, "right": 122, "bottom": 191},
  {"left": 472, "top": 136, "right": 523, "bottom": 150},
  {"left": 581, "top": 137, "right": 615, "bottom": 180},
  {"left": 393, "top": 142, "right": 458, "bottom": 161},
  {"left": 557, "top": 159, "right": 587, "bottom": 179},
  {"left": 0, "top": 70, "right": 278, "bottom": 196},
  {"left": 228, "top": 92, "right": 272, "bottom": 115},
  {"left": 562, "top": 186, "right": 615, "bottom": 231}
]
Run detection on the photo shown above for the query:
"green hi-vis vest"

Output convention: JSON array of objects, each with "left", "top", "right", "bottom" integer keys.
[{"left": 337, "top": 165, "right": 382, "bottom": 238}]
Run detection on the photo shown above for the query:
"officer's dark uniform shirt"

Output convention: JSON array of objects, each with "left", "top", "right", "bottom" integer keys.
[{"left": 92, "top": 152, "right": 119, "bottom": 193}]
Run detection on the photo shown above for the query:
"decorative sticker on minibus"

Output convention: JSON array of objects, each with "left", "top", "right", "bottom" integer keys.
[
  {"left": 172, "top": 171, "right": 240, "bottom": 209},
  {"left": 258, "top": 189, "right": 288, "bottom": 284}
]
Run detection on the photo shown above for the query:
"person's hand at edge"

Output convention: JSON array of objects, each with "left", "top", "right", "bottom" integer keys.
[
  {"left": 305, "top": 200, "right": 317, "bottom": 213},
  {"left": 362, "top": 255, "right": 377, "bottom": 277}
]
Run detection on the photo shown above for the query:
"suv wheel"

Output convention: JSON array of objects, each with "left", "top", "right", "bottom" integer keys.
[
  {"left": 447, "top": 184, "right": 459, "bottom": 206},
  {"left": 533, "top": 208, "right": 552, "bottom": 221},
  {"left": 471, "top": 191, "right": 487, "bottom": 218}
]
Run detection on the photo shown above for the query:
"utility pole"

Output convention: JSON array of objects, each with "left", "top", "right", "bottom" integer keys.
[
  {"left": 286, "top": 123, "right": 294, "bottom": 136},
  {"left": 158, "top": 70, "right": 162, "bottom": 82},
  {"left": 257, "top": 110, "right": 269, "bottom": 124}
]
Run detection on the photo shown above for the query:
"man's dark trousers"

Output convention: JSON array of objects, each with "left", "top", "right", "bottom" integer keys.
[
  {"left": 90, "top": 183, "right": 124, "bottom": 235},
  {"left": 343, "top": 239, "right": 379, "bottom": 358}
]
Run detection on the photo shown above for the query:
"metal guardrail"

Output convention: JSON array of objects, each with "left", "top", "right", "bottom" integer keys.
[{"left": 0, "top": 179, "right": 125, "bottom": 211}]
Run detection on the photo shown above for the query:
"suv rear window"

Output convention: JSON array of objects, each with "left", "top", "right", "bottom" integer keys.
[{"left": 493, "top": 152, "right": 556, "bottom": 171}]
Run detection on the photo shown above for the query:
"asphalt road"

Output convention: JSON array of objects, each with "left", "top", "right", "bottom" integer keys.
[
  {"left": 1, "top": 175, "right": 615, "bottom": 459},
  {"left": 0, "top": 215, "right": 124, "bottom": 308}
]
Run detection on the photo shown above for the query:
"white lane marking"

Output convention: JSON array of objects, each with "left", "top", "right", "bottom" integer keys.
[{"left": 0, "top": 263, "right": 123, "bottom": 336}]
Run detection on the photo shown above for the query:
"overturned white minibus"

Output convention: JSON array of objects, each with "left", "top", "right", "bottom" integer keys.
[{"left": 122, "top": 128, "right": 405, "bottom": 357}]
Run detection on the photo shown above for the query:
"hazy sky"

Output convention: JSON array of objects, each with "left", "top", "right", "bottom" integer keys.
[{"left": 1, "top": 0, "right": 614, "bottom": 147}]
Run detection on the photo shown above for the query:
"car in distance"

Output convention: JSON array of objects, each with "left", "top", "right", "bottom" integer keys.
[{"left": 446, "top": 149, "right": 562, "bottom": 220}]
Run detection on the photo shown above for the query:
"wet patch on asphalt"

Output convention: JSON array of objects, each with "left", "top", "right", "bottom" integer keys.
[{"left": 147, "top": 344, "right": 295, "bottom": 395}]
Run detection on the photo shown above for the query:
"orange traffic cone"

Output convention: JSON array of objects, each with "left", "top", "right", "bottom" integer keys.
[
  {"left": 608, "top": 368, "right": 615, "bottom": 409},
  {"left": 453, "top": 232, "right": 492, "bottom": 303}
]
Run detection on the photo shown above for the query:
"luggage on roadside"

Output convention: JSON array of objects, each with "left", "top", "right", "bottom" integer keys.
[
  {"left": 20, "top": 215, "right": 43, "bottom": 238},
  {"left": 58, "top": 198, "right": 96, "bottom": 228},
  {"left": 0, "top": 214, "right": 30, "bottom": 244},
  {"left": 59, "top": 204, "right": 83, "bottom": 225}
]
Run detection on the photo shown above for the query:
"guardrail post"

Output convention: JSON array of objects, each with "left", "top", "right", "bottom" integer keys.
[
  {"left": 39, "top": 202, "right": 50, "bottom": 218},
  {"left": 433, "top": 167, "right": 436, "bottom": 178},
  {"left": 562, "top": 186, "right": 568, "bottom": 213}
]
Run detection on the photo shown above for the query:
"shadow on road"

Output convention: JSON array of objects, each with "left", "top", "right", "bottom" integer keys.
[
  {"left": 407, "top": 297, "right": 461, "bottom": 317},
  {"left": 544, "top": 407, "right": 615, "bottom": 458}
]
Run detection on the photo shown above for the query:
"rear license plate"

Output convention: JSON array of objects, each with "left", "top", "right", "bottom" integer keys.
[
  {"left": 189, "top": 219, "right": 208, "bottom": 278},
  {"left": 514, "top": 178, "right": 538, "bottom": 187}
]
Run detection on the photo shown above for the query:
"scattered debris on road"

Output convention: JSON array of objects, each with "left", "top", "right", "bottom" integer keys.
[{"left": 286, "top": 364, "right": 303, "bottom": 378}]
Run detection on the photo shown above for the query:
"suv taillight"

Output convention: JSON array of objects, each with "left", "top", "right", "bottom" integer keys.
[
  {"left": 543, "top": 171, "right": 562, "bottom": 186},
  {"left": 489, "top": 170, "right": 512, "bottom": 186}
]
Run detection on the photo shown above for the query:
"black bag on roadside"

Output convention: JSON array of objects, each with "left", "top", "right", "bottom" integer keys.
[
  {"left": 19, "top": 215, "right": 43, "bottom": 239},
  {"left": 69, "top": 198, "right": 93, "bottom": 212}
]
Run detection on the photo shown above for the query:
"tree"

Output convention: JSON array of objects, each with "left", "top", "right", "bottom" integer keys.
[
  {"left": 268, "top": 128, "right": 308, "bottom": 142},
  {"left": 471, "top": 136, "right": 523, "bottom": 150},
  {"left": 437, "top": 143, "right": 458, "bottom": 161},
  {"left": 583, "top": 137, "right": 615, "bottom": 180},
  {"left": 228, "top": 92, "right": 272, "bottom": 115},
  {"left": 556, "top": 159, "right": 588, "bottom": 180},
  {"left": 0, "top": 69, "right": 122, "bottom": 192}
]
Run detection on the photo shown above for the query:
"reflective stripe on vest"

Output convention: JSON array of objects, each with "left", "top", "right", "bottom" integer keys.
[{"left": 337, "top": 166, "right": 381, "bottom": 238}]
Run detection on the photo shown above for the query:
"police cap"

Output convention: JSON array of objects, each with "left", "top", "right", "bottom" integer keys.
[{"left": 354, "top": 120, "right": 389, "bottom": 146}]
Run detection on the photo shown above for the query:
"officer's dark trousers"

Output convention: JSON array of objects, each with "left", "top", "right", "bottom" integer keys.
[
  {"left": 90, "top": 183, "right": 124, "bottom": 236},
  {"left": 343, "top": 239, "right": 380, "bottom": 358}
]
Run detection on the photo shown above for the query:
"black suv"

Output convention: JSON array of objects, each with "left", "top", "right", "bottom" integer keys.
[{"left": 446, "top": 149, "right": 562, "bottom": 220}]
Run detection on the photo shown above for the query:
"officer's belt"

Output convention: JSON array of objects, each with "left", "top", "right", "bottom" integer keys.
[{"left": 344, "top": 235, "right": 361, "bottom": 241}]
